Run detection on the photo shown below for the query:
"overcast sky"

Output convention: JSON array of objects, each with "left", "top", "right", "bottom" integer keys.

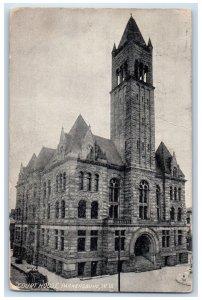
[{"left": 9, "top": 8, "right": 192, "bottom": 209}]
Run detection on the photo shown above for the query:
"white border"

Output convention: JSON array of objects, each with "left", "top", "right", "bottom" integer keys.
[{"left": 1, "top": 1, "right": 200, "bottom": 300}]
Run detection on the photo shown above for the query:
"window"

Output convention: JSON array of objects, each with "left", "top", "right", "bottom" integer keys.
[
  {"left": 139, "top": 180, "right": 149, "bottom": 220},
  {"left": 87, "top": 173, "right": 92, "bottom": 191},
  {"left": 46, "top": 229, "right": 50, "bottom": 246},
  {"left": 25, "top": 204, "right": 28, "bottom": 220},
  {"left": 91, "top": 261, "right": 98, "bottom": 277},
  {"left": 174, "top": 187, "right": 177, "bottom": 201},
  {"left": 48, "top": 180, "right": 51, "bottom": 196},
  {"left": 32, "top": 205, "right": 36, "bottom": 219},
  {"left": 170, "top": 186, "right": 173, "bottom": 200},
  {"left": 60, "top": 173, "right": 63, "bottom": 191},
  {"left": 91, "top": 201, "right": 98, "bottom": 219},
  {"left": 187, "top": 217, "right": 190, "bottom": 224},
  {"left": 90, "top": 230, "right": 98, "bottom": 251},
  {"left": 170, "top": 207, "right": 175, "bottom": 221},
  {"left": 137, "top": 140, "right": 139, "bottom": 149},
  {"left": 60, "top": 230, "right": 64, "bottom": 251},
  {"left": 61, "top": 200, "right": 65, "bottom": 219},
  {"left": 109, "top": 178, "right": 120, "bottom": 219},
  {"left": 47, "top": 203, "right": 50, "bottom": 219},
  {"left": 147, "top": 98, "right": 149, "bottom": 106},
  {"left": 95, "top": 174, "right": 99, "bottom": 191},
  {"left": 147, "top": 144, "right": 150, "bottom": 151},
  {"left": 178, "top": 187, "right": 181, "bottom": 201},
  {"left": 173, "top": 167, "right": 177, "bottom": 177},
  {"left": 156, "top": 185, "right": 160, "bottom": 221},
  {"left": 174, "top": 230, "right": 177, "bottom": 246},
  {"left": 178, "top": 230, "right": 182, "bottom": 245},
  {"left": 115, "top": 230, "right": 125, "bottom": 251},
  {"left": 79, "top": 172, "right": 84, "bottom": 190},
  {"left": 55, "top": 201, "right": 59, "bottom": 219},
  {"left": 177, "top": 208, "right": 182, "bottom": 222},
  {"left": 41, "top": 228, "right": 45, "bottom": 246},
  {"left": 142, "top": 142, "right": 144, "bottom": 151},
  {"left": 23, "top": 227, "right": 27, "bottom": 243},
  {"left": 15, "top": 226, "right": 21, "bottom": 242},
  {"left": 162, "top": 230, "right": 170, "bottom": 248},
  {"left": 78, "top": 262, "right": 85, "bottom": 277},
  {"left": 43, "top": 182, "right": 46, "bottom": 199},
  {"left": 26, "top": 190, "right": 29, "bottom": 201},
  {"left": 63, "top": 173, "right": 66, "bottom": 191},
  {"left": 109, "top": 178, "right": 119, "bottom": 202},
  {"left": 78, "top": 200, "right": 86, "bottom": 218},
  {"left": 33, "top": 183, "right": 37, "bottom": 198},
  {"left": 77, "top": 230, "right": 86, "bottom": 252},
  {"left": 56, "top": 175, "right": 59, "bottom": 192},
  {"left": 109, "top": 205, "right": 118, "bottom": 219},
  {"left": 55, "top": 229, "right": 58, "bottom": 249}
]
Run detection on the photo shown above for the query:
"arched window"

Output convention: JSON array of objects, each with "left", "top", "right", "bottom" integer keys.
[
  {"left": 173, "top": 167, "right": 177, "bottom": 177},
  {"left": 170, "top": 207, "right": 175, "bottom": 221},
  {"left": 63, "top": 172, "right": 66, "bottom": 191},
  {"left": 156, "top": 185, "right": 160, "bottom": 221},
  {"left": 48, "top": 180, "right": 51, "bottom": 196},
  {"left": 60, "top": 173, "right": 63, "bottom": 191},
  {"left": 55, "top": 201, "right": 59, "bottom": 219},
  {"left": 95, "top": 174, "right": 99, "bottom": 192},
  {"left": 139, "top": 180, "right": 149, "bottom": 220},
  {"left": 78, "top": 200, "right": 86, "bottom": 218},
  {"left": 109, "top": 178, "right": 120, "bottom": 202},
  {"left": 174, "top": 187, "right": 177, "bottom": 201},
  {"left": 79, "top": 172, "right": 84, "bottom": 190},
  {"left": 61, "top": 200, "right": 65, "bottom": 218},
  {"left": 109, "top": 178, "right": 120, "bottom": 219},
  {"left": 170, "top": 186, "right": 173, "bottom": 200},
  {"left": 87, "top": 173, "right": 92, "bottom": 191},
  {"left": 91, "top": 201, "right": 98, "bottom": 219},
  {"left": 177, "top": 208, "right": 182, "bottom": 222},
  {"left": 178, "top": 187, "right": 181, "bottom": 201}
]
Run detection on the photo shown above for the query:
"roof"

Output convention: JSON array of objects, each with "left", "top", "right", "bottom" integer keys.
[
  {"left": 93, "top": 135, "right": 123, "bottom": 166},
  {"left": 35, "top": 147, "right": 55, "bottom": 170},
  {"left": 118, "top": 16, "right": 146, "bottom": 49},
  {"left": 156, "top": 142, "right": 172, "bottom": 174},
  {"left": 68, "top": 114, "right": 89, "bottom": 152},
  {"left": 155, "top": 141, "right": 185, "bottom": 177}
]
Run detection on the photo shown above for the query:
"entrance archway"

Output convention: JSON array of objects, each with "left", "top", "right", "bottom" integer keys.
[
  {"left": 134, "top": 234, "right": 154, "bottom": 262},
  {"left": 130, "top": 228, "right": 160, "bottom": 264}
]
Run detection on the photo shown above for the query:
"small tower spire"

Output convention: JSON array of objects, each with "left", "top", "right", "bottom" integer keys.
[
  {"left": 147, "top": 37, "right": 153, "bottom": 50},
  {"left": 59, "top": 126, "right": 65, "bottom": 143},
  {"left": 112, "top": 43, "right": 116, "bottom": 57}
]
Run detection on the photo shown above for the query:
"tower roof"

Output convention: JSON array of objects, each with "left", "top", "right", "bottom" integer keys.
[{"left": 118, "top": 16, "right": 146, "bottom": 49}]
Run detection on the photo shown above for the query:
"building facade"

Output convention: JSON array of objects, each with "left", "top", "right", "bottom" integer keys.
[{"left": 13, "top": 16, "right": 188, "bottom": 278}]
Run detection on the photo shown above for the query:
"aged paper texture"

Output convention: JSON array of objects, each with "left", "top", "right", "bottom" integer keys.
[{"left": 9, "top": 8, "right": 192, "bottom": 292}]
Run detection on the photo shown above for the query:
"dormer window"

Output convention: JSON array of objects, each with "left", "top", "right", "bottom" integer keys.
[{"left": 173, "top": 167, "right": 177, "bottom": 177}]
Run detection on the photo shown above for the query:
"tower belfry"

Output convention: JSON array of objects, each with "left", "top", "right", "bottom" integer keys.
[{"left": 110, "top": 16, "right": 155, "bottom": 170}]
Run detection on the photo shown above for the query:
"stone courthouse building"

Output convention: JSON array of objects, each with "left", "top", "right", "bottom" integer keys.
[{"left": 13, "top": 16, "right": 188, "bottom": 278}]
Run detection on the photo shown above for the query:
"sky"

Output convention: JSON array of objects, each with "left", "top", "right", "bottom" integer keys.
[{"left": 9, "top": 8, "right": 192, "bottom": 209}]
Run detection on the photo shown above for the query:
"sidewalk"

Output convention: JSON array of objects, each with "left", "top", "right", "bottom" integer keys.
[
  {"left": 11, "top": 256, "right": 115, "bottom": 291},
  {"left": 11, "top": 255, "right": 192, "bottom": 292}
]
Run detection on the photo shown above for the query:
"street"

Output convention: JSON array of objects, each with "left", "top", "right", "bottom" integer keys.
[{"left": 10, "top": 262, "right": 192, "bottom": 293}]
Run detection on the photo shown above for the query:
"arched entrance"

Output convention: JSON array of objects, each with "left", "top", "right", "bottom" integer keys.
[
  {"left": 134, "top": 234, "right": 154, "bottom": 262},
  {"left": 130, "top": 228, "right": 160, "bottom": 265}
]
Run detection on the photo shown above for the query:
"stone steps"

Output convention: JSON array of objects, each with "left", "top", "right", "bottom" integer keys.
[{"left": 134, "top": 256, "right": 156, "bottom": 272}]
